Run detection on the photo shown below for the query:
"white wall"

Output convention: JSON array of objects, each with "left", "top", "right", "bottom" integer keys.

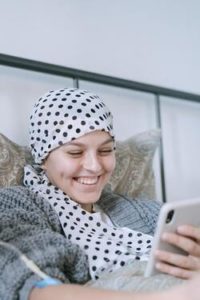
[
  {"left": 1, "top": 0, "right": 200, "bottom": 93},
  {"left": 0, "top": 65, "right": 73, "bottom": 144},
  {"left": 161, "top": 97, "right": 200, "bottom": 201},
  {"left": 0, "top": 0, "right": 200, "bottom": 203}
]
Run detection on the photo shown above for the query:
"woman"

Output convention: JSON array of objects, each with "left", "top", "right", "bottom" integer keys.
[{"left": 0, "top": 87, "right": 200, "bottom": 300}]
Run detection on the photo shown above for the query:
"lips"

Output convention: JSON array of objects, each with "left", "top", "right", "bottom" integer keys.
[{"left": 75, "top": 176, "right": 99, "bottom": 185}]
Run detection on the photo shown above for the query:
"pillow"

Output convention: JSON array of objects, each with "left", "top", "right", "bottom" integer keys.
[
  {"left": 0, "top": 133, "right": 33, "bottom": 187},
  {"left": 0, "top": 130, "right": 160, "bottom": 200},
  {"left": 109, "top": 129, "right": 161, "bottom": 200}
]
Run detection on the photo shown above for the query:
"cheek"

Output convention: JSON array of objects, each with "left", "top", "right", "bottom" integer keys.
[
  {"left": 105, "top": 155, "right": 116, "bottom": 173},
  {"left": 57, "top": 165, "right": 75, "bottom": 179},
  {"left": 56, "top": 161, "right": 83, "bottom": 182},
  {"left": 47, "top": 166, "right": 72, "bottom": 188},
  {"left": 45, "top": 160, "right": 69, "bottom": 182}
]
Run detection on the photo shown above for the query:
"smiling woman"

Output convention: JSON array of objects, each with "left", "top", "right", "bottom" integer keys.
[
  {"left": 24, "top": 88, "right": 154, "bottom": 280},
  {"left": 1, "top": 87, "right": 200, "bottom": 300}
]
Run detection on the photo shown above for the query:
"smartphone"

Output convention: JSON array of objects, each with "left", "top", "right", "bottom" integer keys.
[{"left": 144, "top": 197, "right": 200, "bottom": 277}]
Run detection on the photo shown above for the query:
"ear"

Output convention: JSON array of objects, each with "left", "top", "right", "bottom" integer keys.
[
  {"left": 40, "top": 165, "right": 46, "bottom": 171},
  {"left": 41, "top": 160, "right": 47, "bottom": 171}
]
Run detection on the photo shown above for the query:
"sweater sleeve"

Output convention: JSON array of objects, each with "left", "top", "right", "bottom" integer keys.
[
  {"left": 99, "top": 190, "right": 162, "bottom": 235},
  {"left": 0, "top": 186, "right": 89, "bottom": 300}
]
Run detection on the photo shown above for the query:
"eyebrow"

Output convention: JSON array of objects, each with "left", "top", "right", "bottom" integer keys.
[{"left": 64, "top": 137, "right": 114, "bottom": 147}]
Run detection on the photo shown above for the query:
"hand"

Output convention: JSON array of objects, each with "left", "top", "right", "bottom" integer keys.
[{"left": 155, "top": 225, "right": 200, "bottom": 279}]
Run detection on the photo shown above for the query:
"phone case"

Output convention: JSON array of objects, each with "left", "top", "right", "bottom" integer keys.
[{"left": 144, "top": 197, "right": 200, "bottom": 277}]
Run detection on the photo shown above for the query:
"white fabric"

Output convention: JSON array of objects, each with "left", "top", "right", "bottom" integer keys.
[
  {"left": 24, "top": 166, "right": 152, "bottom": 279},
  {"left": 93, "top": 204, "right": 114, "bottom": 226}
]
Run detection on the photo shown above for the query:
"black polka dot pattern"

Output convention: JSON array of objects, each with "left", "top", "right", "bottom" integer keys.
[
  {"left": 24, "top": 87, "right": 152, "bottom": 280},
  {"left": 24, "top": 168, "right": 152, "bottom": 280},
  {"left": 29, "top": 88, "right": 114, "bottom": 164}
]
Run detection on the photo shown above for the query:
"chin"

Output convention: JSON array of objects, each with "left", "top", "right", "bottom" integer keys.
[{"left": 76, "top": 192, "right": 101, "bottom": 205}]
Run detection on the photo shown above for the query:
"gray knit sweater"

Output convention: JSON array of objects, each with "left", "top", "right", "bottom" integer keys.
[{"left": 0, "top": 186, "right": 161, "bottom": 300}]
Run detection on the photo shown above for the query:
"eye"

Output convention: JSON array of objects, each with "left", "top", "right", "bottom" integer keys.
[
  {"left": 67, "top": 151, "right": 83, "bottom": 157},
  {"left": 99, "top": 148, "right": 114, "bottom": 155}
]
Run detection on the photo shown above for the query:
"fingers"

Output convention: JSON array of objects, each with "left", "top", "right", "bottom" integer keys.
[
  {"left": 162, "top": 232, "right": 200, "bottom": 257},
  {"left": 155, "top": 249, "right": 200, "bottom": 271},
  {"left": 153, "top": 226, "right": 200, "bottom": 279},
  {"left": 155, "top": 260, "right": 194, "bottom": 279},
  {"left": 177, "top": 225, "right": 200, "bottom": 242}
]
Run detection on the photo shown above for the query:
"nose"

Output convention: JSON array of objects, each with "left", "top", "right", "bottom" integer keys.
[{"left": 83, "top": 152, "right": 102, "bottom": 173}]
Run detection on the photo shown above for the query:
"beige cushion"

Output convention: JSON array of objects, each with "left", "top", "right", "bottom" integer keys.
[
  {"left": 0, "top": 130, "right": 160, "bottom": 199},
  {"left": 109, "top": 130, "right": 160, "bottom": 200},
  {"left": 0, "top": 133, "right": 33, "bottom": 187}
]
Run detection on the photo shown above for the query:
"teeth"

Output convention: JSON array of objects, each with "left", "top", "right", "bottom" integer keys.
[{"left": 76, "top": 177, "right": 98, "bottom": 185}]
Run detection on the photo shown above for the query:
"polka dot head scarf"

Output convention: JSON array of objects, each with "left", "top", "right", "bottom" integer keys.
[
  {"left": 24, "top": 87, "right": 152, "bottom": 280},
  {"left": 29, "top": 87, "right": 114, "bottom": 164}
]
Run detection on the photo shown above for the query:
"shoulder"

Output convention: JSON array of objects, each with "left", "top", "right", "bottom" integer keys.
[
  {"left": 99, "top": 188, "right": 161, "bottom": 213},
  {"left": 0, "top": 185, "right": 34, "bottom": 197},
  {"left": 99, "top": 189, "right": 162, "bottom": 234},
  {"left": 133, "top": 198, "right": 162, "bottom": 216},
  {"left": 0, "top": 186, "right": 32, "bottom": 206},
  {"left": 0, "top": 185, "right": 59, "bottom": 228},
  {"left": 0, "top": 185, "right": 48, "bottom": 206},
  {"left": 0, "top": 185, "right": 42, "bottom": 209}
]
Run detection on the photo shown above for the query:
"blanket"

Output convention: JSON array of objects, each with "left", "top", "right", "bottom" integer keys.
[{"left": 86, "top": 261, "right": 184, "bottom": 292}]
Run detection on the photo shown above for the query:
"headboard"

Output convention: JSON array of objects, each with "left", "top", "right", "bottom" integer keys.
[{"left": 1, "top": 53, "right": 200, "bottom": 203}]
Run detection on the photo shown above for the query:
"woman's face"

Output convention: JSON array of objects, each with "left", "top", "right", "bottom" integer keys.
[{"left": 43, "top": 130, "right": 116, "bottom": 212}]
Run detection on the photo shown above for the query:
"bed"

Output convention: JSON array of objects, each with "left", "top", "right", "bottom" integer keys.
[
  {"left": 0, "top": 54, "right": 200, "bottom": 292},
  {"left": 1, "top": 54, "right": 200, "bottom": 204},
  {"left": 0, "top": 124, "right": 184, "bottom": 293}
]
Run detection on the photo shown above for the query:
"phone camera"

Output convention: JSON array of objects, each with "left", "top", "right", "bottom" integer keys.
[{"left": 165, "top": 210, "right": 174, "bottom": 223}]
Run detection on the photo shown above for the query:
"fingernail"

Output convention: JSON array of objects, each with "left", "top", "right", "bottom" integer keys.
[
  {"left": 155, "top": 250, "right": 161, "bottom": 256},
  {"left": 156, "top": 262, "right": 161, "bottom": 269},
  {"left": 161, "top": 232, "right": 168, "bottom": 240},
  {"left": 177, "top": 225, "right": 186, "bottom": 232}
]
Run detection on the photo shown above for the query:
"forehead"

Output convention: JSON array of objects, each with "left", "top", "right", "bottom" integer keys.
[{"left": 63, "top": 130, "right": 113, "bottom": 147}]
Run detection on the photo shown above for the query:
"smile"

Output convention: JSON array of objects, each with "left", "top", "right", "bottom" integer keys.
[{"left": 75, "top": 177, "right": 99, "bottom": 185}]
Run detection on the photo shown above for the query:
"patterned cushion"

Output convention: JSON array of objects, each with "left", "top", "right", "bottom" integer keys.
[
  {"left": 109, "top": 130, "right": 160, "bottom": 200},
  {"left": 0, "top": 130, "right": 160, "bottom": 199},
  {"left": 0, "top": 134, "right": 33, "bottom": 187}
]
